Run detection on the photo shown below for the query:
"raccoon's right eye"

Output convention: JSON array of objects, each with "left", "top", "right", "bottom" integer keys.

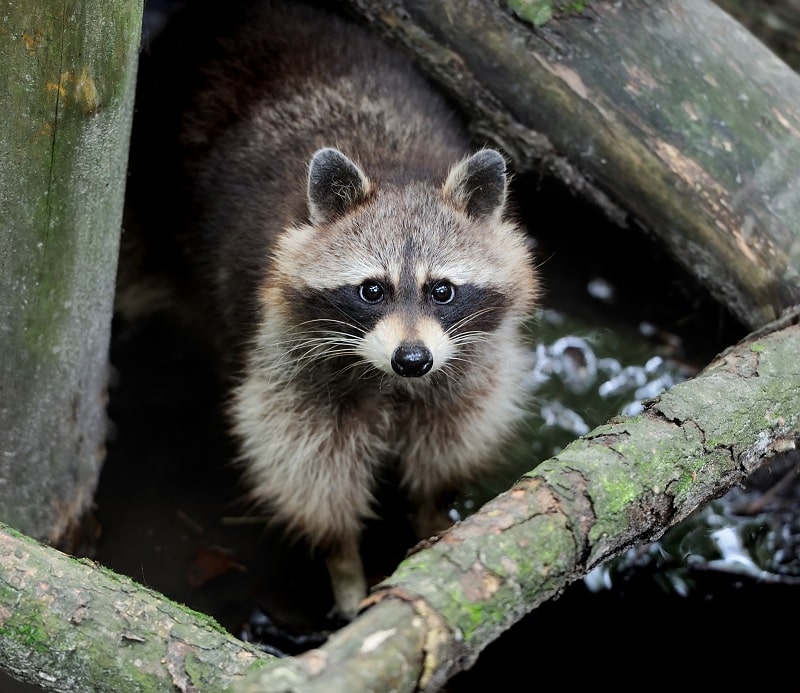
[{"left": 359, "top": 281, "right": 385, "bottom": 303}]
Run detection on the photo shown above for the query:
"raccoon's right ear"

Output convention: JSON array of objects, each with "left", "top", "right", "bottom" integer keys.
[
  {"left": 444, "top": 149, "right": 508, "bottom": 221},
  {"left": 307, "top": 148, "right": 372, "bottom": 225}
]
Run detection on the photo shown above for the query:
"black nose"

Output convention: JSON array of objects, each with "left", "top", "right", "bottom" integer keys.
[{"left": 391, "top": 344, "right": 433, "bottom": 377}]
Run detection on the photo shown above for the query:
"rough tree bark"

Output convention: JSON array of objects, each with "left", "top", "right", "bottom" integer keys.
[
  {"left": 340, "top": 0, "right": 800, "bottom": 331},
  {"left": 0, "top": 1, "right": 142, "bottom": 543},
  {"left": 0, "top": 525, "right": 273, "bottom": 692},
  {"left": 0, "top": 309, "right": 797, "bottom": 691}
]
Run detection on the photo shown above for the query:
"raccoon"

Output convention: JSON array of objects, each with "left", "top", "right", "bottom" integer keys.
[{"left": 121, "top": 0, "right": 539, "bottom": 620}]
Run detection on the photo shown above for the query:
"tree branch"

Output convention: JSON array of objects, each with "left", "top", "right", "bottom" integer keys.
[
  {"left": 341, "top": 0, "right": 800, "bottom": 330},
  {"left": 4, "top": 312, "right": 796, "bottom": 691},
  {"left": 0, "top": 526, "right": 275, "bottom": 692}
]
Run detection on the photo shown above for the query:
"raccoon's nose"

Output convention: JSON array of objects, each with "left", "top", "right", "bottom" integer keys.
[{"left": 391, "top": 344, "right": 433, "bottom": 377}]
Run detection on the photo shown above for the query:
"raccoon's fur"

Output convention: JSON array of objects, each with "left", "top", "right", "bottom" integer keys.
[{"left": 120, "top": 0, "right": 539, "bottom": 620}]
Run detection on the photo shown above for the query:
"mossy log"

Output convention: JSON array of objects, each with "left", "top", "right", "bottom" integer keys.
[
  {"left": 1, "top": 310, "right": 797, "bottom": 691},
  {"left": 0, "top": 525, "right": 275, "bottom": 692},
  {"left": 340, "top": 0, "right": 800, "bottom": 331},
  {"left": 0, "top": 1, "right": 141, "bottom": 543}
]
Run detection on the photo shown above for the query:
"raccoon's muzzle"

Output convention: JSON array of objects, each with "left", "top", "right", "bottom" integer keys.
[{"left": 391, "top": 342, "right": 433, "bottom": 377}]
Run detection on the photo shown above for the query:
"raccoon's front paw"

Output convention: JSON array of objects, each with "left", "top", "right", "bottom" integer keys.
[
  {"left": 325, "top": 599, "right": 360, "bottom": 625},
  {"left": 326, "top": 574, "right": 367, "bottom": 622},
  {"left": 325, "top": 543, "right": 368, "bottom": 622}
]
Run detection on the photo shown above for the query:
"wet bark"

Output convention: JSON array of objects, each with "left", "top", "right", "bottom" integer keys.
[
  {"left": 0, "top": 525, "right": 273, "bottom": 692},
  {"left": 0, "top": 3, "right": 141, "bottom": 543},
  {"left": 1, "top": 310, "right": 797, "bottom": 691},
  {"left": 340, "top": 0, "right": 800, "bottom": 331}
]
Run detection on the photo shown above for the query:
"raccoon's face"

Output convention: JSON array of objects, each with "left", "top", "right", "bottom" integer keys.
[
  {"left": 295, "top": 269, "right": 508, "bottom": 380},
  {"left": 268, "top": 148, "right": 536, "bottom": 383},
  {"left": 357, "top": 276, "right": 457, "bottom": 377}
]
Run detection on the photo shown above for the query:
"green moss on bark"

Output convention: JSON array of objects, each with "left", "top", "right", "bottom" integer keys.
[{"left": 0, "top": 0, "right": 143, "bottom": 539}]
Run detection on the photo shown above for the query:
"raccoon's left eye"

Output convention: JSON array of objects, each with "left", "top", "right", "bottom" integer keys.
[
  {"left": 431, "top": 280, "right": 455, "bottom": 305},
  {"left": 359, "top": 281, "right": 385, "bottom": 303}
]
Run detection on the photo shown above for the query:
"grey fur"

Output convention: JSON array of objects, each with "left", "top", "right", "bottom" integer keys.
[{"left": 120, "top": 0, "right": 539, "bottom": 621}]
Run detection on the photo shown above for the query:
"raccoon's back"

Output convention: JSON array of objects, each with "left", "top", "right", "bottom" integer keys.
[
  {"left": 181, "top": 1, "right": 469, "bottom": 232},
  {"left": 124, "top": 0, "right": 468, "bottom": 355}
]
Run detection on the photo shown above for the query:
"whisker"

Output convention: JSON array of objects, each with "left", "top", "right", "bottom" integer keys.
[
  {"left": 292, "top": 317, "right": 368, "bottom": 334},
  {"left": 306, "top": 295, "right": 373, "bottom": 336},
  {"left": 256, "top": 317, "right": 385, "bottom": 393},
  {"left": 445, "top": 306, "right": 497, "bottom": 336},
  {"left": 448, "top": 331, "right": 490, "bottom": 346}
]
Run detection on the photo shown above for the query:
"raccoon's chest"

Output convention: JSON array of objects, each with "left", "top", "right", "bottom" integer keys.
[{"left": 335, "top": 373, "right": 448, "bottom": 440}]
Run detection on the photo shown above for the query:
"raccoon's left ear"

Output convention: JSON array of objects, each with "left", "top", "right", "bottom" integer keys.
[
  {"left": 307, "top": 148, "right": 372, "bottom": 225},
  {"left": 444, "top": 149, "right": 508, "bottom": 220}
]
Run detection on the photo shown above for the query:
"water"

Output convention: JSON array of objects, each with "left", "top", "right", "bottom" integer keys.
[{"left": 457, "top": 307, "right": 696, "bottom": 513}]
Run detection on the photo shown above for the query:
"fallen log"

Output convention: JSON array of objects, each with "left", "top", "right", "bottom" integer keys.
[
  {"left": 2, "top": 309, "right": 797, "bottom": 692},
  {"left": 341, "top": 0, "right": 800, "bottom": 330},
  {"left": 0, "top": 525, "right": 275, "bottom": 692}
]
